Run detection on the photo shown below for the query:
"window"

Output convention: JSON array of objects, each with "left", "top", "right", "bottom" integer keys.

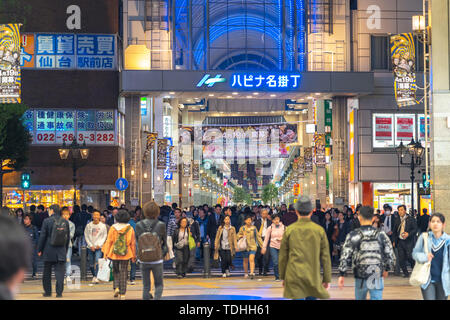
[{"left": 371, "top": 35, "right": 390, "bottom": 70}]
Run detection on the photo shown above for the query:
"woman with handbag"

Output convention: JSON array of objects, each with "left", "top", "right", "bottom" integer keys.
[
  {"left": 214, "top": 215, "right": 237, "bottom": 278},
  {"left": 172, "top": 217, "right": 193, "bottom": 279},
  {"left": 237, "top": 215, "right": 263, "bottom": 279},
  {"left": 412, "top": 213, "right": 450, "bottom": 300}
]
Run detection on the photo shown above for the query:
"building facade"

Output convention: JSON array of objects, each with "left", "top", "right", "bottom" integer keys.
[{"left": 1, "top": 0, "right": 123, "bottom": 210}]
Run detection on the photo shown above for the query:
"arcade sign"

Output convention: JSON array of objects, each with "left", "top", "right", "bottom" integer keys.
[{"left": 196, "top": 72, "right": 302, "bottom": 90}]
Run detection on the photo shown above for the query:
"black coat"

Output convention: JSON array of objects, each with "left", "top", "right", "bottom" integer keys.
[
  {"left": 189, "top": 220, "right": 201, "bottom": 244},
  {"left": 23, "top": 224, "right": 39, "bottom": 247},
  {"left": 417, "top": 214, "right": 430, "bottom": 234},
  {"left": 393, "top": 215, "right": 418, "bottom": 245},
  {"left": 206, "top": 213, "right": 222, "bottom": 240},
  {"left": 254, "top": 218, "right": 272, "bottom": 238},
  {"left": 37, "top": 214, "right": 70, "bottom": 262},
  {"left": 135, "top": 218, "right": 168, "bottom": 257},
  {"left": 321, "top": 220, "right": 335, "bottom": 242}
]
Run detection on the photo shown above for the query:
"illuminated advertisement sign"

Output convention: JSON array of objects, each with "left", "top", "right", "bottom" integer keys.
[
  {"left": 24, "top": 109, "right": 117, "bottom": 145},
  {"left": 20, "top": 33, "right": 116, "bottom": 70},
  {"left": 0, "top": 24, "right": 21, "bottom": 103},
  {"left": 196, "top": 73, "right": 302, "bottom": 90}
]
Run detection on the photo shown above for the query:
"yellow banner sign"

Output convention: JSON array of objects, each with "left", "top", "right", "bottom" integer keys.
[{"left": 0, "top": 24, "right": 21, "bottom": 103}]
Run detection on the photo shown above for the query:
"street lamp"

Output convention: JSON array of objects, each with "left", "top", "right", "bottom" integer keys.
[
  {"left": 396, "top": 138, "right": 424, "bottom": 216},
  {"left": 58, "top": 140, "right": 90, "bottom": 206}
]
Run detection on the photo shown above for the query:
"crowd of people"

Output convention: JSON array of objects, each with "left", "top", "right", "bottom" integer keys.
[{"left": 0, "top": 198, "right": 448, "bottom": 301}]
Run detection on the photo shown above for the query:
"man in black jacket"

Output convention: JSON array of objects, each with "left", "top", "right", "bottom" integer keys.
[
  {"left": 206, "top": 204, "right": 222, "bottom": 251},
  {"left": 254, "top": 208, "right": 272, "bottom": 276},
  {"left": 135, "top": 201, "right": 167, "bottom": 300},
  {"left": 187, "top": 216, "right": 201, "bottom": 272},
  {"left": 392, "top": 205, "right": 417, "bottom": 277},
  {"left": 37, "top": 204, "right": 70, "bottom": 298}
]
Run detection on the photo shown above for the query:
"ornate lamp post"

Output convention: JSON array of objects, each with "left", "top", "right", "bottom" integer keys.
[
  {"left": 396, "top": 139, "right": 425, "bottom": 215},
  {"left": 58, "top": 140, "right": 90, "bottom": 206}
]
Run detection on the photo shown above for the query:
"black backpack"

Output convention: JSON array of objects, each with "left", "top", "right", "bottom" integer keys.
[
  {"left": 137, "top": 220, "right": 162, "bottom": 263},
  {"left": 354, "top": 229, "right": 383, "bottom": 279},
  {"left": 50, "top": 216, "right": 68, "bottom": 247}
]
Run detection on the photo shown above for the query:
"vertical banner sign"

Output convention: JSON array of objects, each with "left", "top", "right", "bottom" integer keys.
[
  {"left": 391, "top": 33, "right": 417, "bottom": 107},
  {"left": 314, "top": 133, "right": 326, "bottom": 167},
  {"left": 192, "top": 161, "right": 200, "bottom": 180},
  {"left": 146, "top": 132, "right": 158, "bottom": 150},
  {"left": 297, "top": 157, "right": 305, "bottom": 178},
  {"left": 349, "top": 109, "right": 355, "bottom": 182},
  {"left": 183, "top": 162, "right": 191, "bottom": 177},
  {"left": 156, "top": 139, "right": 168, "bottom": 169},
  {"left": 0, "top": 24, "right": 21, "bottom": 103},
  {"left": 21, "top": 34, "right": 35, "bottom": 68},
  {"left": 304, "top": 147, "right": 313, "bottom": 172}
]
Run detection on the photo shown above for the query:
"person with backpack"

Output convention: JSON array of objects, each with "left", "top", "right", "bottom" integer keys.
[
  {"left": 84, "top": 210, "right": 107, "bottom": 284},
  {"left": 102, "top": 209, "right": 136, "bottom": 300},
  {"left": 338, "top": 206, "right": 395, "bottom": 300},
  {"left": 37, "top": 204, "right": 70, "bottom": 298},
  {"left": 261, "top": 214, "right": 285, "bottom": 281},
  {"left": 135, "top": 201, "right": 168, "bottom": 300},
  {"left": 237, "top": 215, "right": 263, "bottom": 279},
  {"left": 412, "top": 213, "right": 450, "bottom": 300},
  {"left": 214, "top": 215, "right": 237, "bottom": 278}
]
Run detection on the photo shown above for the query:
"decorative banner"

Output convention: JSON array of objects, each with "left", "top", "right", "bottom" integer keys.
[
  {"left": 156, "top": 139, "right": 168, "bottom": 169},
  {"left": 297, "top": 157, "right": 305, "bottom": 178},
  {"left": 202, "top": 123, "right": 297, "bottom": 160},
  {"left": 146, "top": 132, "right": 158, "bottom": 150},
  {"left": 418, "top": 114, "right": 430, "bottom": 141},
  {"left": 303, "top": 147, "right": 313, "bottom": 172},
  {"left": 293, "top": 184, "right": 300, "bottom": 197},
  {"left": 183, "top": 162, "right": 191, "bottom": 177},
  {"left": 169, "top": 145, "right": 178, "bottom": 172},
  {"left": 314, "top": 133, "right": 326, "bottom": 167},
  {"left": 192, "top": 161, "right": 200, "bottom": 181},
  {"left": 0, "top": 24, "right": 21, "bottom": 103},
  {"left": 391, "top": 33, "right": 417, "bottom": 107}
]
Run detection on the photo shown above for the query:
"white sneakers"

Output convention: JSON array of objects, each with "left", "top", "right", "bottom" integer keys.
[
  {"left": 114, "top": 288, "right": 120, "bottom": 298},
  {"left": 222, "top": 274, "right": 227, "bottom": 278},
  {"left": 91, "top": 277, "right": 99, "bottom": 284},
  {"left": 226, "top": 270, "right": 231, "bottom": 277}
]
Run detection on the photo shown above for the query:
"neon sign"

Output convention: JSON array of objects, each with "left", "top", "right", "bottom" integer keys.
[{"left": 196, "top": 73, "right": 302, "bottom": 90}]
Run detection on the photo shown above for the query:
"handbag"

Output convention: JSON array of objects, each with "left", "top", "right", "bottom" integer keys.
[
  {"left": 188, "top": 232, "right": 196, "bottom": 251},
  {"left": 236, "top": 227, "right": 248, "bottom": 252},
  {"left": 409, "top": 232, "right": 431, "bottom": 287},
  {"left": 97, "top": 258, "right": 112, "bottom": 282},
  {"left": 174, "top": 229, "right": 187, "bottom": 249}
]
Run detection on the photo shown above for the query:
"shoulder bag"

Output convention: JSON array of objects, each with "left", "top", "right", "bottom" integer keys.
[{"left": 409, "top": 232, "right": 431, "bottom": 287}]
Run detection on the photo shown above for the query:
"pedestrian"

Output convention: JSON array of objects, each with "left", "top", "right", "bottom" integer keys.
[
  {"left": 135, "top": 201, "right": 167, "bottom": 300},
  {"left": 0, "top": 215, "right": 31, "bottom": 300},
  {"left": 102, "top": 209, "right": 136, "bottom": 300},
  {"left": 332, "top": 212, "right": 350, "bottom": 265},
  {"left": 373, "top": 214, "right": 382, "bottom": 229},
  {"left": 279, "top": 195, "right": 332, "bottom": 300},
  {"left": 128, "top": 210, "right": 138, "bottom": 285},
  {"left": 322, "top": 211, "right": 335, "bottom": 260},
  {"left": 100, "top": 213, "right": 110, "bottom": 233},
  {"left": 417, "top": 208, "right": 431, "bottom": 234},
  {"left": 35, "top": 205, "right": 49, "bottom": 232},
  {"left": 261, "top": 214, "right": 285, "bottom": 281},
  {"left": 207, "top": 204, "right": 223, "bottom": 252},
  {"left": 281, "top": 204, "right": 298, "bottom": 227},
  {"left": 85, "top": 209, "right": 108, "bottom": 284},
  {"left": 237, "top": 215, "right": 263, "bottom": 279},
  {"left": 381, "top": 204, "right": 401, "bottom": 275},
  {"left": 22, "top": 213, "right": 39, "bottom": 279},
  {"left": 37, "top": 204, "right": 70, "bottom": 298},
  {"left": 254, "top": 208, "right": 271, "bottom": 276},
  {"left": 412, "top": 213, "right": 450, "bottom": 300},
  {"left": 350, "top": 205, "right": 362, "bottom": 231},
  {"left": 14, "top": 208, "right": 24, "bottom": 225},
  {"left": 134, "top": 206, "right": 142, "bottom": 222},
  {"left": 187, "top": 216, "right": 201, "bottom": 273},
  {"left": 393, "top": 205, "right": 418, "bottom": 277},
  {"left": 338, "top": 206, "right": 395, "bottom": 300},
  {"left": 172, "top": 217, "right": 191, "bottom": 278},
  {"left": 214, "top": 215, "right": 237, "bottom": 278},
  {"left": 196, "top": 208, "right": 209, "bottom": 260},
  {"left": 106, "top": 207, "right": 118, "bottom": 227},
  {"left": 61, "top": 207, "right": 75, "bottom": 284}
]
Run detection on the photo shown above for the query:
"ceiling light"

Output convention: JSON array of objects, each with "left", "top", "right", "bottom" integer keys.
[
  {"left": 169, "top": 92, "right": 175, "bottom": 94},
  {"left": 253, "top": 92, "right": 259, "bottom": 95},
  {"left": 187, "top": 99, "right": 192, "bottom": 102},
  {"left": 247, "top": 96, "right": 253, "bottom": 98},
  {"left": 315, "top": 93, "right": 320, "bottom": 96},
  {"left": 270, "top": 94, "right": 276, "bottom": 97},
  {"left": 227, "top": 96, "right": 232, "bottom": 98},
  {"left": 232, "top": 92, "right": 238, "bottom": 95},
  {"left": 209, "top": 94, "right": 214, "bottom": 97},
  {"left": 308, "top": 96, "right": 313, "bottom": 99}
]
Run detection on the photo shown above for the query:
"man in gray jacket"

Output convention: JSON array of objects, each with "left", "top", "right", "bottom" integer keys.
[{"left": 38, "top": 204, "right": 70, "bottom": 298}]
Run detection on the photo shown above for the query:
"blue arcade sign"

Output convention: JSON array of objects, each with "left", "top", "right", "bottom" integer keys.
[
  {"left": 196, "top": 72, "right": 302, "bottom": 90},
  {"left": 115, "top": 178, "right": 129, "bottom": 191}
]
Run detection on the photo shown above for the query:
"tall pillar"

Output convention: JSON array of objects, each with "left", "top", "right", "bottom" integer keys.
[{"left": 431, "top": 0, "right": 450, "bottom": 232}]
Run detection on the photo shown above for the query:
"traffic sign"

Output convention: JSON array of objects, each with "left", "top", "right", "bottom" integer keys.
[{"left": 115, "top": 178, "right": 129, "bottom": 191}]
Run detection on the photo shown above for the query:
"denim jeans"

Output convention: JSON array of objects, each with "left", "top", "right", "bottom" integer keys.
[
  {"left": 88, "top": 249, "right": 103, "bottom": 277},
  {"left": 130, "top": 261, "right": 137, "bottom": 281},
  {"left": 354, "top": 278, "right": 384, "bottom": 300},
  {"left": 65, "top": 246, "right": 73, "bottom": 277},
  {"left": 421, "top": 282, "right": 448, "bottom": 300},
  {"left": 141, "top": 262, "right": 164, "bottom": 300},
  {"left": 269, "top": 247, "right": 280, "bottom": 279}
]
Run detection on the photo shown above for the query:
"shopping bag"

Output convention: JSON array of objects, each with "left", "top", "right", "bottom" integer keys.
[
  {"left": 97, "top": 258, "right": 112, "bottom": 282},
  {"left": 188, "top": 234, "right": 196, "bottom": 251},
  {"left": 410, "top": 233, "right": 431, "bottom": 287}
]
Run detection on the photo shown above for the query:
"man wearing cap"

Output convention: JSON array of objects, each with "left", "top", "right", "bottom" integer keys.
[{"left": 279, "top": 195, "right": 332, "bottom": 300}]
